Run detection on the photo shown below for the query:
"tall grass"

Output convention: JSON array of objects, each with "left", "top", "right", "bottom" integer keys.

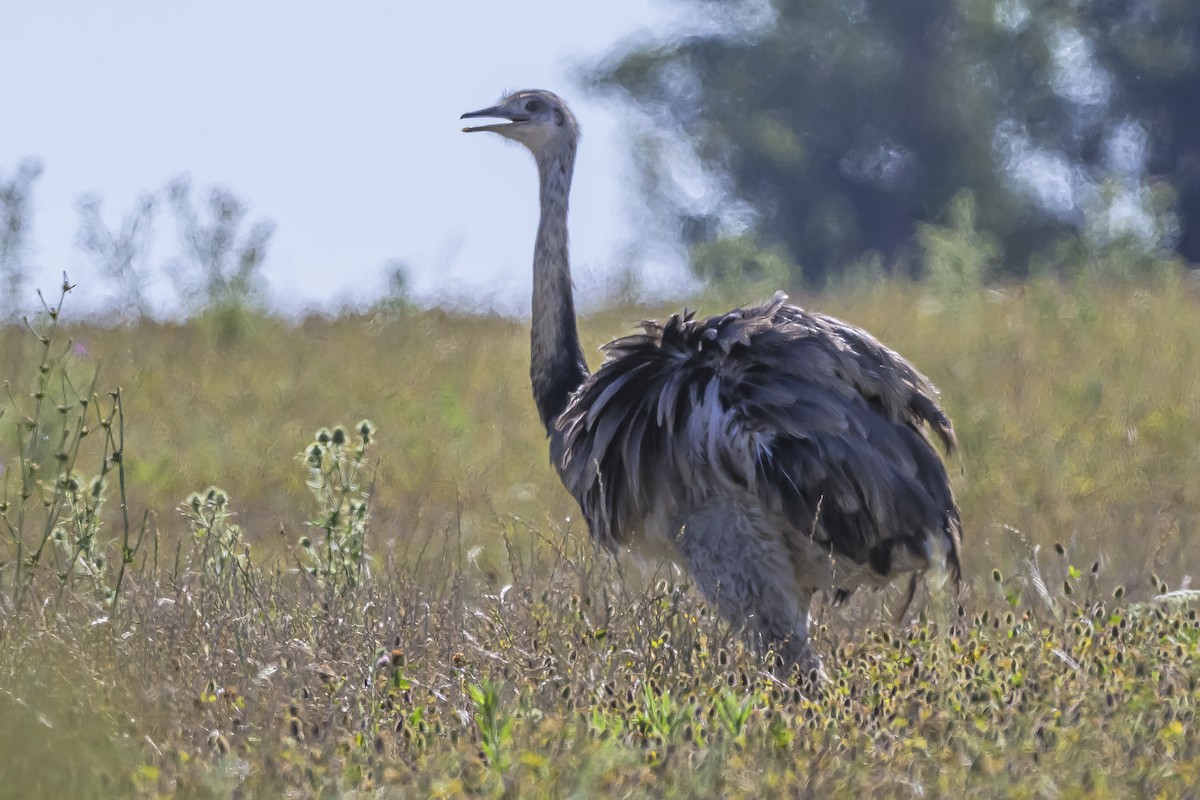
[{"left": 2, "top": 276, "right": 1199, "bottom": 797}]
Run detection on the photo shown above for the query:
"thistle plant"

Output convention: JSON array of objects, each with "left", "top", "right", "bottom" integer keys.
[
  {"left": 633, "top": 685, "right": 693, "bottom": 745},
  {"left": 49, "top": 472, "right": 108, "bottom": 585},
  {"left": 180, "top": 485, "right": 257, "bottom": 610},
  {"left": 713, "top": 686, "right": 759, "bottom": 745},
  {"left": 297, "top": 420, "right": 377, "bottom": 595},
  {"left": 468, "top": 680, "right": 514, "bottom": 773},
  {"left": 0, "top": 279, "right": 139, "bottom": 608}
]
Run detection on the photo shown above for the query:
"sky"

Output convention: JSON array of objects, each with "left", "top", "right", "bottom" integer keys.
[{"left": 1, "top": 1, "right": 697, "bottom": 316}]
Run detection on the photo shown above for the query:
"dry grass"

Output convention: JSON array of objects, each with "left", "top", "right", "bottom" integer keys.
[{"left": 2, "top": 276, "right": 1200, "bottom": 797}]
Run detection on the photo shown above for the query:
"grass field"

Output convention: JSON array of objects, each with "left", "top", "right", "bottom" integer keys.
[{"left": 2, "top": 276, "right": 1200, "bottom": 797}]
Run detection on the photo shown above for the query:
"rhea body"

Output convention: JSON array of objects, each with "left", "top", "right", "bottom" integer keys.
[{"left": 462, "top": 90, "right": 961, "bottom": 670}]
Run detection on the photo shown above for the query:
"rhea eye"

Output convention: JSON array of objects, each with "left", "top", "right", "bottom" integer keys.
[{"left": 525, "top": 99, "right": 546, "bottom": 113}]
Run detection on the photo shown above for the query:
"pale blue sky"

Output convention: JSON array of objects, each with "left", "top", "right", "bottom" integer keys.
[{"left": 2, "top": 1, "right": 697, "bottom": 315}]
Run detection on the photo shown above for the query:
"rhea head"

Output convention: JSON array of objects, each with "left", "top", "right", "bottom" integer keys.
[{"left": 461, "top": 89, "right": 579, "bottom": 156}]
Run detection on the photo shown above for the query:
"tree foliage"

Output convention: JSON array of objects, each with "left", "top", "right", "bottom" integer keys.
[
  {"left": 166, "top": 175, "right": 275, "bottom": 314},
  {"left": 588, "top": 0, "right": 1200, "bottom": 285},
  {"left": 75, "top": 192, "right": 158, "bottom": 318},
  {"left": 0, "top": 159, "right": 44, "bottom": 318}
]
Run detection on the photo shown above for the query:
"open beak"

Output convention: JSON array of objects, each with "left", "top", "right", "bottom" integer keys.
[{"left": 461, "top": 105, "right": 530, "bottom": 133}]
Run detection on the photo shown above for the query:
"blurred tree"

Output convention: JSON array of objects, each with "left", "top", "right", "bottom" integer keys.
[
  {"left": 376, "top": 258, "right": 415, "bottom": 316},
  {"left": 0, "top": 159, "right": 43, "bottom": 319},
  {"left": 691, "top": 234, "right": 794, "bottom": 295},
  {"left": 919, "top": 190, "right": 1000, "bottom": 295},
  {"left": 165, "top": 175, "right": 274, "bottom": 313},
  {"left": 1085, "top": 0, "right": 1200, "bottom": 263},
  {"left": 588, "top": 0, "right": 1199, "bottom": 284},
  {"left": 75, "top": 192, "right": 157, "bottom": 318}
]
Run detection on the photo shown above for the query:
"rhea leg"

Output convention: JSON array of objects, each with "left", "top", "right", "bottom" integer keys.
[{"left": 674, "top": 505, "right": 819, "bottom": 675}]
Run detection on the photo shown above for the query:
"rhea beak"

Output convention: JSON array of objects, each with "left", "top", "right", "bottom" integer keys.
[{"left": 461, "top": 105, "right": 530, "bottom": 134}]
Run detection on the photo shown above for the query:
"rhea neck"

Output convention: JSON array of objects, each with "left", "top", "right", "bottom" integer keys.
[{"left": 529, "top": 132, "right": 589, "bottom": 433}]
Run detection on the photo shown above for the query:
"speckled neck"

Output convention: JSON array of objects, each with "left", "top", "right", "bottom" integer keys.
[{"left": 530, "top": 136, "right": 588, "bottom": 432}]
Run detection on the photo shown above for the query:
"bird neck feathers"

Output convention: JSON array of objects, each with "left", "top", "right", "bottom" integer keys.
[{"left": 530, "top": 136, "right": 588, "bottom": 432}]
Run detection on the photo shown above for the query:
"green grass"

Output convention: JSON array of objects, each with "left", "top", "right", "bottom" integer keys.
[{"left": 2, "top": 276, "right": 1200, "bottom": 797}]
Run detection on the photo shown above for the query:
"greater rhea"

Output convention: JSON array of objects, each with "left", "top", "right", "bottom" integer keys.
[{"left": 462, "top": 90, "right": 961, "bottom": 673}]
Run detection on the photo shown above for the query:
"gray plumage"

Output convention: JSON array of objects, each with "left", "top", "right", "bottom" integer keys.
[{"left": 463, "top": 90, "right": 961, "bottom": 673}]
